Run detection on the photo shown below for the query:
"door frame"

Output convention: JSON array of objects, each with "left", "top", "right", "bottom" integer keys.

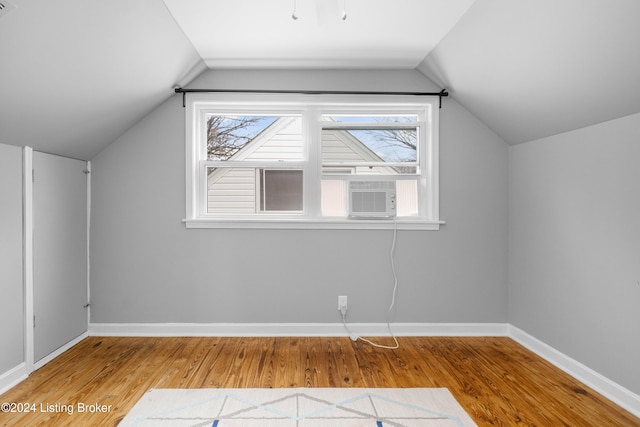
[
  {"left": 22, "top": 147, "right": 91, "bottom": 374},
  {"left": 23, "top": 147, "right": 34, "bottom": 373}
]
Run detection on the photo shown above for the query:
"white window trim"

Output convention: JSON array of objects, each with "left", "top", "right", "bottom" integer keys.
[{"left": 184, "top": 93, "right": 443, "bottom": 230}]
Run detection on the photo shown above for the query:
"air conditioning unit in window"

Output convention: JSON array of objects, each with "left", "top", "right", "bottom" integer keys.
[{"left": 349, "top": 180, "right": 396, "bottom": 219}]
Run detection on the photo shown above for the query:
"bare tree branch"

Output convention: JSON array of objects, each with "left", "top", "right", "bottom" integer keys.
[{"left": 207, "top": 116, "right": 263, "bottom": 160}]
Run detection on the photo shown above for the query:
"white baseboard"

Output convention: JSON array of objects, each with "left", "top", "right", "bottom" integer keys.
[
  {"left": 3, "top": 323, "right": 637, "bottom": 419},
  {"left": 90, "top": 322, "right": 639, "bottom": 418},
  {"left": 509, "top": 325, "right": 640, "bottom": 418},
  {"left": 0, "top": 332, "right": 89, "bottom": 395},
  {"left": 33, "top": 331, "right": 89, "bottom": 371},
  {"left": 88, "top": 322, "right": 509, "bottom": 337},
  {"left": 0, "top": 363, "right": 28, "bottom": 395}
]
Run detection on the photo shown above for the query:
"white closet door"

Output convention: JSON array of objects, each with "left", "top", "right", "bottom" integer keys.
[{"left": 33, "top": 151, "right": 88, "bottom": 363}]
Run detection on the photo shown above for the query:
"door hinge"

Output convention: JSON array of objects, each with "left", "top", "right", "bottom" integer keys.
[
  {"left": 33, "top": 315, "right": 36, "bottom": 328},
  {"left": 82, "top": 169, "right": 90, "bottom": 175},
  {"left": 32, "top": 169, "right": 35, "bottom": 183}
]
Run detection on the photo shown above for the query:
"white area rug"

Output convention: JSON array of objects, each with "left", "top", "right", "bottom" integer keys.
[{"left": 119, "top": 388, "right": 477, "bottom": 426}]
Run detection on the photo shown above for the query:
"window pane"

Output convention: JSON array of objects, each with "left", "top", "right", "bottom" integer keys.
[
  {"left": 207, "top": 115, "right": 303, "bottom": 161},
  {"left": 396, "top": 180, "right": 419, "bottom": 217},
  {"left": 321, "top": 128, "right": 417, "bottom": 164},
  {"left": 207, "top": 167, "right": 304, "bottom": 213},
  {"left": 321, "top": 179, "right": 348, "bottom": 216},
  {"left": 207, "top": 167, "right": 256, "bottom": 213},
  {"left": 260, "top": 170, "right": 303, "bottom": 212}
]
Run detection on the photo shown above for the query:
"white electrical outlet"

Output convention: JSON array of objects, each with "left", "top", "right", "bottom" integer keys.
[{"left": 338, "top": 295, "right": 348, "bottom": 311}]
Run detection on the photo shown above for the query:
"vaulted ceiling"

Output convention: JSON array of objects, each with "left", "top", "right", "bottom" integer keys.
[
  {"left": 162, "top": 0, "right": 476, "bottom": 69},
  {"left": 1, "top": 0, "right": 639, "bottom": 160}
]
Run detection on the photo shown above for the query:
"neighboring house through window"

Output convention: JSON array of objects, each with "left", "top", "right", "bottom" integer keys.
[{"left": 185, "top": 93, "right": 441, "bottom": 230}]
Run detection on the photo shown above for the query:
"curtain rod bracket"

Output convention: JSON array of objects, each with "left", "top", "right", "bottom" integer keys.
[{"left": 439, "top": 89, "right": 448, "bottom": 108}]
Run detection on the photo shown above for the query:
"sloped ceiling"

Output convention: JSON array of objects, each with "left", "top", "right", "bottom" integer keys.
[
  {"left": 0, "top": 0, "right": 204, "bottom": 160},
  {"left": 0, "top": 0, "right": 639, "bottom": 160},
  {"left": 418, "top": 0, "right": 640, "bottom": 145}
]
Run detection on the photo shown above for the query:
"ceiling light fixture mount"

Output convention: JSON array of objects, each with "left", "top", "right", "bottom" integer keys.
[
  {"left": 0, "top": 1, "right": 17, "bottom": 20},
  {"left": 291, "top": 0, "right": 348, "bottom": 21}
]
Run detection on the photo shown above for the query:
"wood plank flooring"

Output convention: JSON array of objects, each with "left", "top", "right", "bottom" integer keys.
[{"left": 0, "top": 336, "right": 637, "bottom": 426}]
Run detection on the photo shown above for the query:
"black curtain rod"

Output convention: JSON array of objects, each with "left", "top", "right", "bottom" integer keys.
[{"left": 174, "top": 87, "right": 448, "bottom": 108}]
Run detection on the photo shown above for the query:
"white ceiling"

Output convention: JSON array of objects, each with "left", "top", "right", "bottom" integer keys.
[
  {"left": 162, "top": 0, "right": 476, "bottom": 69},
  {"left": 1, "top": 0, "right": 639, "bottom": 160}
]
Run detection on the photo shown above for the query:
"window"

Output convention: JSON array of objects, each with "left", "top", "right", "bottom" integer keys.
[
  {"left": 203, "top": 114, "right": 304, "bottom": 214},
  {"left": 185, "top": 93, "right": 441, "bottom": 229},
  {"left": 320, "top": 114, "right": 421, "bottom": 218}
]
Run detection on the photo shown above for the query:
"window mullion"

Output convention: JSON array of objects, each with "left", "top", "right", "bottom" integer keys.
[
  {"left": 305, "top": 107, "right": 321, "bottom": 217},
  {"left": 322, "top": 161, "right": 419, "bottom": 168},
  {"left": 425, "top": 106, "right": 439, "bottom": 220},
  {"left": 197, "top": 160, "right": 209, "bottom": 218},
  {"left": 204, "top": 160, "right": 306, "bottom": 169},
  {"left": 321, "top": 122, "right": 419, "bottom": 131}
]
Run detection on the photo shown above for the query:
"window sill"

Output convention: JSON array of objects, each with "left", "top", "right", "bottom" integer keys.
[{"left": 183, "top": 217, "right": 444, "bottom": 230}]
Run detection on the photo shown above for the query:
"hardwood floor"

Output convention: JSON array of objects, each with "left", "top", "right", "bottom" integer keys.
[{"left": 0, "top": 336, "right": 637, "bottom": 426}]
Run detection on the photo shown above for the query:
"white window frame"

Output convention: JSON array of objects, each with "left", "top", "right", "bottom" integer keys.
[{"left": 184, "top": 93, "right": 443, "bottom": 230}]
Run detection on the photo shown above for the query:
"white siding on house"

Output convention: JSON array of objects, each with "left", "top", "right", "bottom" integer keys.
[
  {"left": 322, "top": 129, "right": 394, "bottom": 164},
  {"left": 207, "top": 118, "right": 401, "bottom": 213},
  {"left": 322, "top": 130, "right": 397, "bottom": 175},
  {"left": 322, "top": 131, "right": 366, "bottom": 162},
  {"left": 206, "top": 117, "right": 302, "bottom": 213},
  {"left": 246, "top": 118, "right": 303, "bottom": 161},
  {"left": 207, "top": 168, "right": 256, "bottom": 213}
]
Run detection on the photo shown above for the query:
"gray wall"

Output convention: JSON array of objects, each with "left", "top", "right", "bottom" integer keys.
[
  {"left": 90, "top": 70, "right": 509, "bottom": 324},
  {"left": 509, "top": 112, "right": 640, "bottom": 394},
  {"left": 0, "top": 143, "right": 24, "bottom": 373}
]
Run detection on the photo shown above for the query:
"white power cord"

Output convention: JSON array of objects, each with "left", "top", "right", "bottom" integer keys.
[{"left": 341, "top": 219, "right": 399, "bottom": 350}]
